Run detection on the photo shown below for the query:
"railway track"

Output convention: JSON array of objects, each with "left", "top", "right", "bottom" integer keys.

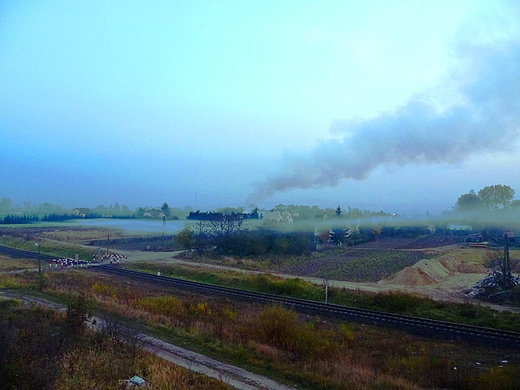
[
  {"left": 0, "top": 245, "right": 56, "bottom": 262},
  {"left": 3, "top": 245, "right": 519, "bottom": 347},
  {"left": 92, "top": 264, "right": 520, "bottom": 348}
]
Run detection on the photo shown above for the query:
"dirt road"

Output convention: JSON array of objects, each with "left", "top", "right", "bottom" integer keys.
[{"left": 0, "top": 290, "right": 294, "bottom": 390}]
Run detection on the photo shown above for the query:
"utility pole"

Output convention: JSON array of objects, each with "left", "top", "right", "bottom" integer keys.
[
  {"left": 323, "top": 278, "right": 329, "bottom": 303},
  {"left": 502, "top": 233, "right": 512, "bottom": 289},
  {"left": 163, "top": 215, "right": 166, "bottom": 236},
  {"left": 35, "top": 243, "right": 41, "bottom": 274},
  {"left": 162, "top": 215, "right": 166, "bottom": 248},
  {"left": 35, "top": 243, "right": 42, "bottom": 290}
]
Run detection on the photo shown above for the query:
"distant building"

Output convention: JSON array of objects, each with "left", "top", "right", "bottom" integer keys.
[
  {"left": 260, "top": 210, "right": 294, "bottom": 224},
  {"left": 448, "top": 224, "right": 473, "bottom": 231},
  {"left": 72, "top": 208, "right": 92, "bottom": 217},
  {"left": 141, "top": 208, "right": 163, "bottom": 218}
]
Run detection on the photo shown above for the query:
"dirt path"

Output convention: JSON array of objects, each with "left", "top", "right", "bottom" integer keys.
[{"left": 0, "top": 290, "right": 294, "bottom": 390}]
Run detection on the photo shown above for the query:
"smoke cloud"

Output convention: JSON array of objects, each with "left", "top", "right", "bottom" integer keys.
[{"left": 249, "top": 41, "right": 520, "bottom": 202}]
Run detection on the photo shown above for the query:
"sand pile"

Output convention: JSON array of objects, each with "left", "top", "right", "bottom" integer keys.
[
  {"left": 383, "top": 253, "right": 487, "bottom": 287},
  {"left": 457, "top": 262, "right": 487, "bottom": 273},
  {"left": 385, "top": 265, "right": 438, "bottom": 286},
  {"left": 436, "top": 255, "right": 460, "bottom": 273}
]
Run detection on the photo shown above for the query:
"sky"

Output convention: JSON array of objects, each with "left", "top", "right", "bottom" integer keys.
[{"left": 1, "top": 0, "right": 520, "bottom": 215}]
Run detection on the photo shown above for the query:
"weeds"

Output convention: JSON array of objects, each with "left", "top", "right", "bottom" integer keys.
[
  {"left": 130, "top": 262, "right": 520, "bottom": 332},
  {"left": 2, "top": 263, "right": 520, "bottom": 388}
]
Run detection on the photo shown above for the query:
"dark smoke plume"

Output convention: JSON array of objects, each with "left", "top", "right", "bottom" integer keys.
[{"left": 249, "top": 41, "right": 520, "bottom": 202}]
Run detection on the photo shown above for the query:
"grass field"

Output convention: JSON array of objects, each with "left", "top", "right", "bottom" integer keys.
[
  {"left": 1, "top": 226, "right": 520, "bottom": 389},
  {"left": 8, "top": 269, "right": 520, "bottom": 389}
]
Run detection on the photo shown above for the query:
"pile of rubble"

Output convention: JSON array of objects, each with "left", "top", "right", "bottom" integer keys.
[{"left": 466, "top": 270, "right": 520, "bottom": 303}]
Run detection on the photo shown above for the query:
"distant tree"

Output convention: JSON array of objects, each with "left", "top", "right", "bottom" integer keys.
[
  {"left": 455, "top": 190, "right": 481, "bottom": 211},
  {"left": 511, "top": 200, "right": 520, "bottom": 210},
  {"left": 209, "top": 213, "right": 244, "bottom": 236},
  {"left": 113, "top": 203, "right": 121, "bottom": 215},
  {"left": 174, "top": 226, "right": 194, "bottom": 250},
  {"left": 166, "top": 207, "right": 184, "bottom": 219},
  {"left": 372, "top": 226, "right": 382, "bottom": 240},
  {"left": 161, "top": 202, "right": 171, "bottom": 217},
  {"left": 276, "top": 236, "right": 292, "bottom": 254},
  {"left": 315, "top": 229, "right": 329, "bottom": 244},
  {"left": 92, "top": 204, "right": 108, "bottom": 216},
  {"left": 330, "top": 228, "right": 345, "bottom": 245},
  {"left": 335, "top": 206, "right": 342, "bottom": 217},
  {"left": 294, "top": 205, "right": 311, "bottom": 219},
  {"left": 346, "top": 206, "right": 363, "bottom": 218},
  {"left": 216, "top": 206, "right": 245, "bottom": 214},
  {"left": 136, "top": 207, "right": 145, "bottom": 218},
  {"left": 310, "top": 205, "right": 322, "bottom": 218},
  {"left": 36, "top": 202, "right": 59, "bottom": 215},
  {"left": 478, "top": 184, "right": 515, "bottom": 211},
  {"left": 192, "top": 221, "right": 213, "bottom": 255},
  {"left": 245, "top": 208, "right": 259, "bottom": 219}
]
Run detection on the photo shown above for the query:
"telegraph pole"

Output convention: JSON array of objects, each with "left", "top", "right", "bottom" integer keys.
[
  {"left": 323, "top": 278, "right": 329, "bottom": 303},
  {"left": 35, "top": 243, "right": 42, "bottom": 290},
  {"left": 34, "top": 243, "right": 41, "bottom": 274},
  {"left": 503, "top": 233, "right": 512, "bottom": 288}
]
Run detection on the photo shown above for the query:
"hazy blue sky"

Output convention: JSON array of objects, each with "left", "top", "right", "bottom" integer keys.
[{"left": 2, "top": 0, "right": 520, "bottom": 214}]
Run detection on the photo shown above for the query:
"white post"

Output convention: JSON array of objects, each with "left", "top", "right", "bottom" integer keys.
[{"left": 323, "top": 278, "right": 329, "bottom": 304}]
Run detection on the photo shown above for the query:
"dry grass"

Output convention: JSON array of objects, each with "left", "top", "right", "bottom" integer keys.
[
  {"left": 4, "top": 270, "right": 514, "bottom": 390},
  {"left": 37, "top": 228, "right": 126, "bottom": 242},
  {"left": 0, "top": 254, "right": 35, "bottom": 271},
  {"left": 52, "top": 341, "right": 232, "bottom": 390},
  {"left": 1, "top": 223, "right": 519, "bottom": 390}
]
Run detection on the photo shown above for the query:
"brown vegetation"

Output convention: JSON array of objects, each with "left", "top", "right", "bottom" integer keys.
[
  {"left": 38, "top": 227, "right": 126, "bottom": 242},
  {"left": 0, "top": 297, "right": 231, "bottom": 390},
  {"left": 1, "top": 227, "right": 520, "bottom": 389},
  {"left": 0, "top": 254, "right": 35, "bottom": 271},
  {"left": 2, "top": 268, "right": 519, "bottom": 389}
]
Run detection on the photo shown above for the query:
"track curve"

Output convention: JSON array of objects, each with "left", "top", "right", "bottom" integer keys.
[{"left": 91, "top": 264, "right": 520, "bottom": 348}]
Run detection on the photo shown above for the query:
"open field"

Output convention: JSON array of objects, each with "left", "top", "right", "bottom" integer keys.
[
  {"left": 2, "top": 268, "right": 520, "bottom": 390},
  {"left": 273, "top": 248, "right": 437, "bottom": 282},
  {"left": 354, "top": 234, "right": 466, "bottom": 249},
  {"left": 1, "top": 226, "right": 520, "bottom": 388},
  {"left": 2, "top": 226, "right": 518, "bottom": 309}
]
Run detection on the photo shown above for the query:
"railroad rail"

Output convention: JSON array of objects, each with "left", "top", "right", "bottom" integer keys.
[
  {"left": 0, "top": 245, "right": 56, "bottom": 262},
  {"left": 91, "top": 265, "right": 520, "bottom": 348}
]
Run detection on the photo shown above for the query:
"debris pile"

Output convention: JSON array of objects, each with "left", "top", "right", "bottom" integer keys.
[{"left": 466, "top": 270, "right": 520, "bottom": 303}]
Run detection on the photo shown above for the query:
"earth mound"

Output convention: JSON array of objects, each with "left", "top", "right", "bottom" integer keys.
[{"left": 382, "top": 253, "right": 487, "bottom": 287}]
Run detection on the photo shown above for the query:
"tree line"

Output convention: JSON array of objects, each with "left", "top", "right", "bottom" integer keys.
[
  {"left": 186, "top": 209, "right": 259, "bottom": 221},
  {"left": 175, "top": 223, "right": 315, "bottom": 257},
  {"left": 455, "top": 184, "right": 519, "bottom": 212},
  {"left": 0, "top": 212, "right": 137, "bottom": 225}
]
